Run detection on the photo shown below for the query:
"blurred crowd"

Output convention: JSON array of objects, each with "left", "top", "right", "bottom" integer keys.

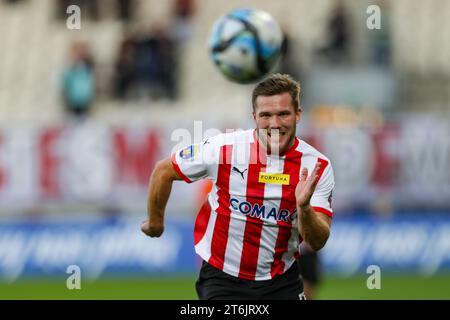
[
  {"left": 57, "top": 0, "right": 395, "bottom": 119},
  {"left": 113, "top": 24, "right": 179, "bottom": 102},
  {"left": 59, "top": 0, "right": 196, "bottom": 118}
]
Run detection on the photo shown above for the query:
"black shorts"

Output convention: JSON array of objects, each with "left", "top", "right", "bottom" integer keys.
[
  {"left": 297, "top": 251, "right": 321, "bottom": 285},
  {"left": 195, "top": 260, "right": 305, "bottom": 300}
]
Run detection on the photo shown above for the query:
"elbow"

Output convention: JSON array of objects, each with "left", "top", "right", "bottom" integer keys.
[
  {"left": 309, "top": 240, "right": 326, "bottom": 252},
  {"left": 153, "top": 159, "right": 167, "bottom": 175},
  {"left": 300, "top": 229, "right": 330, "bottom": 252},
  {"left": 152, "top": 158, "right": 175, "bottom": 181}
]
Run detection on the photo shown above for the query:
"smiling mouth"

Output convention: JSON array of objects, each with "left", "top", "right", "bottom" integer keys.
[{"left": 268, "top": 131, "right": 286, "bottom": 138}]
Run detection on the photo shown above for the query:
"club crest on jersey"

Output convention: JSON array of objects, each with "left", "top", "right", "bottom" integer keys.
[
  {"left": 179, "top": 145, "right": 199, "bottom": 159},
  {"left": 258, "top": 172, "right": 290, "bottom": 185}
]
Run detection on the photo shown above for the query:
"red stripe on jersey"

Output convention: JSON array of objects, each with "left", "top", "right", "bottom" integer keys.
[
  {"left": 313, "top": 206, "right": 333, "bottom": 218},
  {"left": 238, "top": 141, "right": 266, "bottom": 280},
  {"left": 270, "top": 148, "right": 302, "bottom": 277},
  {"left": 194, "top": 201, "right": 212, "bottom": 245},
  {"left": 171, "top": 153, "right": 192, "bottom": 183},
  {"left": 208, "top": 145, "right": 233, "bottom": 270},
  {"left": 316, "top": 158, "right": 329, "bottom": 180},
  {"left": 314, "top": 158, "right": 333, "bottom": 217}
]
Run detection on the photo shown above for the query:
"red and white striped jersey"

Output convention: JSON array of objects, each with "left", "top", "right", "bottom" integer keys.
[{"left": 171, "top": 129, "right": 334, "bottom": 281}]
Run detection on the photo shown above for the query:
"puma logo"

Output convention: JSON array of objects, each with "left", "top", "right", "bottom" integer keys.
[
  {"left": 299, "top": 292, "right": 307, "bottom": 300},
  {"left": 232, "top": 166, "right": 247, "bottom": 179}
]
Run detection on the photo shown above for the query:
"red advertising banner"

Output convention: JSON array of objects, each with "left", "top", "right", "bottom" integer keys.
[{"left": 0, "top": 117, "right": 448, "bottom": 212}]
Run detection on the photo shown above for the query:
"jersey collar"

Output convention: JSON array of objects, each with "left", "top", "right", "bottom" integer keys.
[{"left": 252, "top": 129, "right": 300, "bottom": 158}]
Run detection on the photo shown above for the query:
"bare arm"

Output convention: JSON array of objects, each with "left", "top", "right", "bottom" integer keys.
[
  {"left": 298, "top": 204, "right": 331, "bottom": 251},
  {"left": 295, "top": 162, "right": 332, "bottom": 251},
  {"left": 141, "top": 157, "right": 183, "bottom": 237}
]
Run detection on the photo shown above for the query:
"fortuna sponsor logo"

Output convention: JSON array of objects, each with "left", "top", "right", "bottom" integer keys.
[
  {"left": 230, "top": 198, "right": 296, "bottom": 222},
  {"left": 258, "top": 172, "right": 290, "bottom": 185}
]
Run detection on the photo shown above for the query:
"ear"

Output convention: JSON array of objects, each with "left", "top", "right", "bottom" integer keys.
[
  {"left": 296, "top": 106, "right": 302, "bottom": 123},
  {"left": 253, "top": 111, "right": 256, "bottom": 122}
]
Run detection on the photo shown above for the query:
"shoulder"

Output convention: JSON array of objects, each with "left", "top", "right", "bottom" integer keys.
[
  {"left": 297, "top": 139, "right": 332, "bottom": 166},
  {"left": 205, "top": 129, "right": 254, "bottom": 147},
  {"left": 297, "top": 139, "right": 335, "bottom": 188}
]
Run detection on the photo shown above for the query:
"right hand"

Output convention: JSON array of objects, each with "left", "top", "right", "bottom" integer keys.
[
  {"left": 141, "top": 219, "right": 164, "bottom": 238},
  {"left": 295, "top": 162, "right": 321, "bottom": 210}
]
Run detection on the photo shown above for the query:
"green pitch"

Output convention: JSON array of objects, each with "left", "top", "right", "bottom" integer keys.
[{"left": 1, "top": 274, "right": 450, "bottom": 300}]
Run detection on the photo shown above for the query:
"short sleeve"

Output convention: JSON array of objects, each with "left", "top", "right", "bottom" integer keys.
[
  {"left": 171, "top": 139, "right": 219, "bottom": 183},
  {"left": 310, "top": 159, "right": 335, "bottom": 218}
]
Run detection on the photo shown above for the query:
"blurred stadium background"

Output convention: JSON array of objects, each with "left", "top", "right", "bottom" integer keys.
[{"left": 0, "top": 0, "right": 449, "bottom": 299}]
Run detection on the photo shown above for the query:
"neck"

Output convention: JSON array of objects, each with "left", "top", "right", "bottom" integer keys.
[{"left": 255, "top": 130, "right": 296, "bottom": 156}]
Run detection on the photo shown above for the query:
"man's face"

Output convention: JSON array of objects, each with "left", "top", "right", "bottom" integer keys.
[{"left": 253, "top": 92, "right": 301, "bottom": 155}]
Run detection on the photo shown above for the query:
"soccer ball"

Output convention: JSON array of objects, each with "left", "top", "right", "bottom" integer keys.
[{"left": 209, "top": 8, "right": 284, "bottom": 84}]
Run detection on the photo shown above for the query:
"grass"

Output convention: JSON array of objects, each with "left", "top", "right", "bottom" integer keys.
[
  {"left": 317, "top": 273, "right": 450, "bottom": 300},
  {"left": 1, "top": 274, "right": 449, "bottom": 300}
]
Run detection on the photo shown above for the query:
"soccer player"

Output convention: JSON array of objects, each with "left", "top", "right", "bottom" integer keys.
[{"left": 141, "top": 74, "right": 335, "bottom": 300}]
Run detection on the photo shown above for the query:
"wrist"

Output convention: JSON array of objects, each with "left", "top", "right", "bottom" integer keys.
[
  {"left": 298, "top": 202, "right": 311, "bottom": 211},
  {"left": 149, "top": 219, "right": 164, "bottom": 229}
]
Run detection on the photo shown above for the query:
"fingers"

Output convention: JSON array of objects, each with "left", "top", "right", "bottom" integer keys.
[
  {"left": 299, "top": 163, "right": 321, "bottom": 193},
  {"left": 297, "top": 163, "right": 322, "bottom": 208},
  {"left": 300, "top": 162, "right": 321, "bottom": 182},
  {"left": 141, "top": 220, "right": 149, "bottom": 228},
  {"left": 309, "top": 162, "right": 321, "bottom": 184},
  {"left": 140, "top": 221, "right": 148, "bottom": 233},
  {"left": 312, "top": 162, "right": 322, "bottom": 178},
  {"left": 311, "top": 162, "right": 322, "bottom": 189},
  {"left": 300, "top": 167, "right": 308, "bottom": 182}
]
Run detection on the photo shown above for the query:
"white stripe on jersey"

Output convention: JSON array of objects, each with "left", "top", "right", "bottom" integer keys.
[
  {"left": 194, "top": 184, "right": 220, "bottom": 262},
  {"left": 255, "top": 154, "right": 283, "bottom": 279},
  {"left": 222, "top": 141, "right": 250, "bottom": 277},
  {"left": 282, "top": 225, "right": 300, "bottom": 273},
  {"left": 194, "top": 206, "right": 216, "bottom": 263}
]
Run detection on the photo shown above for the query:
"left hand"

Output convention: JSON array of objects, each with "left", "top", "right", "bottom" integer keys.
[
  {"left": 141, "top": 219, "right": 164, "bottom": 238},
  {"left": 295, "top": 162, "right": 321, "bottom": 209}
]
